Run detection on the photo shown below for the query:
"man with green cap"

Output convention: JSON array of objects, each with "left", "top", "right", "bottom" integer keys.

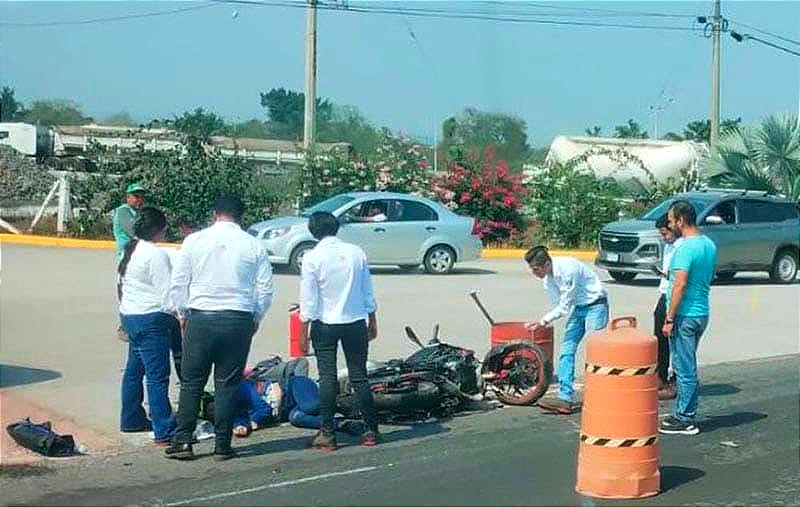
[{"left": 113, "top": 183, "right": 146, "bottom": 262}]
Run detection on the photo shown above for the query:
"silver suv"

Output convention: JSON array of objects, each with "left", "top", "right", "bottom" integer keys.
[{"left": 596, "top": 189, "right": 799, "bottom": 284}]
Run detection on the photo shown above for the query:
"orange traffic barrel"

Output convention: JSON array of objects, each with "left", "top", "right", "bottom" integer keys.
[
  {"left": 576, "top": 316, "right": 660, "bottom": 499},
  {"left": 490, "top": 322, "right": 554, "bottom": 362},
  {"left": 288, "top": 304, "right": 307, "bottom": 358}
]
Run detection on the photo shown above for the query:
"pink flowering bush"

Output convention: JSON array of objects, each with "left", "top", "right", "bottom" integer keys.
[{"left": 433, "top": 147, "right": 528, "bottom": 244}]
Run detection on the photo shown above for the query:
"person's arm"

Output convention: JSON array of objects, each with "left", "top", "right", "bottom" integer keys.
[
  {"left": 663, "top": 270, "right": 688, "bottom": 336},
  {"left": 299, "top": 256, "right": 320, "bottom": 351},
  {"left": 169, "top": 244, "right": 192, "bottom": 323},
  {"left": 361, "top": 251, "right": 378, "bottom": 340},
  {"left": 150, "top": 248, "right": 174, "bottom": 314},
  {"left": 253, "top": 245, "right": 275, "bottom": 328},
  {"left": 662, "top": 244, "right": 691, "bottom": 337},
  {"left": 541, "top": 276, "right": 578, "bottom": 325},
  {"left": 119, "top": 207, "right": 136, "bottom": 239}
]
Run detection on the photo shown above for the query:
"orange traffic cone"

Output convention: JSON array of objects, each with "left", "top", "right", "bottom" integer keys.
[{"left": 576, "top": 316, "right": 660, "bottom": 499}]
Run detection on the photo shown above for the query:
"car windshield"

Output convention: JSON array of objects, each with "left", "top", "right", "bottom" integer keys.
[
  {"left": 299, "top": 195, "right": 355, "bottom": 216},
  {"left": 641, "top": 197, "right": 713, "bottom": 220}
]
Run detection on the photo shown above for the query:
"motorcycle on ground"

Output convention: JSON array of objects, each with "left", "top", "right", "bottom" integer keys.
[{"left": 337, "top": 323, "right": 551, "bottom": 422}]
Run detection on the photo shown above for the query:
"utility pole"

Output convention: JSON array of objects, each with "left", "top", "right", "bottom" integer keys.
[
  {"left": 303, "top": 0, "right": 317, "bottom": 150},
  {"left": 710, "top": 0, "right": 722, "bottom": 148}
]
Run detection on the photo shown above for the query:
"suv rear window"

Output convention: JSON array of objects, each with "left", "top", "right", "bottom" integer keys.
[{"left": 739, "top": 200, "right": 796, "bottom": 223}]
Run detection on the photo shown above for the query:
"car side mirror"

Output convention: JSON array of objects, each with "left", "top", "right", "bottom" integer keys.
[{"left": 705, "top": 215, "right": 724, "bottom": 225}]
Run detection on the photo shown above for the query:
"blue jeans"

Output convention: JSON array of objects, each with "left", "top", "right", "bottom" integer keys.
[
  {"left": 120, "top": 312, "right": 176, "bottom": 441},
  {"left": 233, "top": 382, "right": 273, "bottom": 428},
  {"left": 671, "top": 315, "right": 708, "bottom": 423},
  {"left": 557, "top": 302, "right": 610, "bottom": 402}
]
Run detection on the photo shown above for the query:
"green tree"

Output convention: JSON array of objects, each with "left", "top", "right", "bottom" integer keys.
[
  {"left": 440, "top": 108, "right": 530, "bottom": 169},
  {"left": 1, "top": 86, "right": 26, "bottom": 121},
  {"left": 318, "top": 105, "right": 383, "bottom": 154},
  {"left": 171, "top": 107, "right": 228, "bottom": 140},
  {"left": 230, "top": 119, "right": 272, "bottom": 139},
  {"left": 585, "top": 125, "right": 603, "bottom": 137},
  {"left": 707, "top": 114, "right": 800, "bottom": 202},
  {"left": 101, "top": 111, "right": 137, "bottom": 127},
  {"left": 613, "top": 119, "right": 648, "bottom": 139},
  {"left": 21, "top": 99, "right": 92, "bottom": 125},
  {"left": 259, "top": 87, "right": 333, "bottom": 140}
]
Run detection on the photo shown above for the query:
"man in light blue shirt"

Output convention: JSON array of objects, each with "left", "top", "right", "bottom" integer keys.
[
  {"left": 653, "top": 214, "right": 683, "bottom": 400},
  {"left": 660, "top": 200, "right": 717, "bottom": 436}
]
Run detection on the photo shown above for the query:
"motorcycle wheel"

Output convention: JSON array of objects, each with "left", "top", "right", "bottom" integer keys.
[{"left": 492, "top": 343, "right": 552, "bottom": 406}]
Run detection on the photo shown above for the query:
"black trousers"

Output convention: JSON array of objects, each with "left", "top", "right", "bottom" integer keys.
[
  {"left": 653, "top": 294, "right": 671, "bottom": 385},
  {"left": 311, "top": 320, "right": 377, "bottom": 434},
  {"left": 173, "top": 310, "right": 254, "bottom": 450}
]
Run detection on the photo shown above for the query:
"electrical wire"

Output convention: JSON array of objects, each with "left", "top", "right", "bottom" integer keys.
[
  {"left": 213, "top": 0, "right": 699, "bottom": 32},
  {"left": 0, "top": 2, "right": 217, "bottom": 27},
  {"left": 729, "top": 19, "right": 800, "bottom": 47}
]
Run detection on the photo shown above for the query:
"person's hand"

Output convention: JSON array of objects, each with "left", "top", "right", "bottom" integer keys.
[
  {"left": 368, "top": 320, "right": 378, "bottom": 341},
  {"left": 525, "top": 320, "right": 543, "bottom": 331},
  {"left": 662, "top": 321, "right": 674, "bottom": 337},
  {"left": 252, "top": 320, "right": 259, "bottom": 335},
  {"left": 179, "top": 318, "right": 187, "bottom": 335}
]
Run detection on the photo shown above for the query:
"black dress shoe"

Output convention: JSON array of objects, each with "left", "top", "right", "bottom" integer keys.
[
  {"left": 213, "top": 447, "right": 238, "bottom": 461},
  {"left": 164, "top": 442, "right": 194, "bottom": 460}
]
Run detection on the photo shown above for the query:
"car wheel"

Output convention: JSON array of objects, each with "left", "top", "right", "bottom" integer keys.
[
  {"left": 424, "top": 245, "right": 455, "bottom": 274},
  {"left": 715, "top": 271, "right": 736, "bottom": 281},
  {"left": 770, "top": 248, "right": 798, "bottom": 284},
  {"left": 289, "top": 242, "right": 316, "bottom": 274},
  {"left": 608, "top": 270, "right": 637, "bottom": 282}
]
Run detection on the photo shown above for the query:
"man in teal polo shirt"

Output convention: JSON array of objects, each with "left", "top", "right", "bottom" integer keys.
[
  {"left": 113, "top": 183, "right": 146, "bottom": 262},
  {"left": 660, "top": 200, "right": 717, "bottom": 436}
]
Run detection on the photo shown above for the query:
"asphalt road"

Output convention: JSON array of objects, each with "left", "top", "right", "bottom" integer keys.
[
  {"left": 2, "top": 354, "right": 797, "bottom": 506},
  {"left": 1, "top": 244, "right": 798, "bottom": 437}
]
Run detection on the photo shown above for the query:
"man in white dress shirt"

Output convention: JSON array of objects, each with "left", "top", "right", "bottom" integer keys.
[
  {"left": 165, "top": 196, "right": 274, "bottom": 461},
  {"left": 299, "top": 211, "right": 379, "bottom": 451},
  {"left": 525, "top": 246, "right": 609, "bottom": 414},
  {"left": 653, "top": 214, "right": 683, "bottom": 400}
]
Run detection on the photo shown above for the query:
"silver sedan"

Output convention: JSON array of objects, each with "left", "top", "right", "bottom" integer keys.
[{"left": 248, "top": 192, "right": 483, "bottom": 274}]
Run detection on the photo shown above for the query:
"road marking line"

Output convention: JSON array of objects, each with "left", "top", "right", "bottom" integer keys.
[{"left": 162, "top": 465, "right": 381, "bottom": 506}]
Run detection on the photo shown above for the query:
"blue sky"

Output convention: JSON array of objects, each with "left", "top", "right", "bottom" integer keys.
[{"left": 1, "top": 1, "right": 798, "bottom": 146}]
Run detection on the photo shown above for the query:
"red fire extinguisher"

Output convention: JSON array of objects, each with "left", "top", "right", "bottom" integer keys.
[{"left": 288, "top": 304, "right": 308, "bottom": 357}]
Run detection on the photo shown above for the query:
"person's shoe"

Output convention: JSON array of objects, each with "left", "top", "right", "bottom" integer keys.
[
  {"left": 659, "top": 415, "right": 700, "bottom": 435},
  {"left": 213, "top": 447, "right": 238, "bottom": 461},
  {"left": 658, "top": 384, "right": 677, "bottom": 400},
  {"left": 164, "top": 442, "right": 194, "bottom": 460},
  {"left": 121, "top": 420, "right": 152, "bottom": 433},
  {"left": 338, "top": 420, "right": 366, "bottom": 436},
  {"left": 311, "top": 431, "right": 337, "bottom": 452},
  {"left": 537, "top": 396, "right": 576, "bottom": 414},
  {"left": 361, "top": 430, "right": 379, "bottom": 447}
]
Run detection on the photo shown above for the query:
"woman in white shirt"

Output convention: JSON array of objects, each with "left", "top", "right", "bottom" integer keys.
[{"left": 118, "top": 207, "right": 176, "bottom": 445}]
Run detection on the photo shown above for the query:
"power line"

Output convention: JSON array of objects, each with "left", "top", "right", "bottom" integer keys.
[
  {"left": 0, "top": 2, "right": 218, "bottom": 27},
  {"left": 731, "top": 31, "right": 800, "bottom": 57},
  {"left": 729, "top": 19, "right": 800, "bottom": 47},
  {"left": 215, "top": 0, "right": 699, "bottom": 32}
]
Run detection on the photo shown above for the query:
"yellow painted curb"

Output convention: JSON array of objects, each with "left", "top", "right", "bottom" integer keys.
[
  {"left": 482, "top": 248, "right": 597, "bottom": 261},
  {"left": 0, "top": 233, "right": 179, "bottom": 249},
  {"left": 1, "top": 233, "right": 595, "bottom": 260}
]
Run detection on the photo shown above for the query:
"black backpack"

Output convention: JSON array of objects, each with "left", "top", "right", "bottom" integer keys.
[{"left": 6, "top": 418, "right": 76, "bottom": 457}]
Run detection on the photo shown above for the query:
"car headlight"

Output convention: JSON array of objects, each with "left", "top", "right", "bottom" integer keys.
[
  {"left": 263, "top": 227, "right": 290, "bottom": 240},
  {"left": 638, "top": 244, "right": 659, "bottom": 259}
]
